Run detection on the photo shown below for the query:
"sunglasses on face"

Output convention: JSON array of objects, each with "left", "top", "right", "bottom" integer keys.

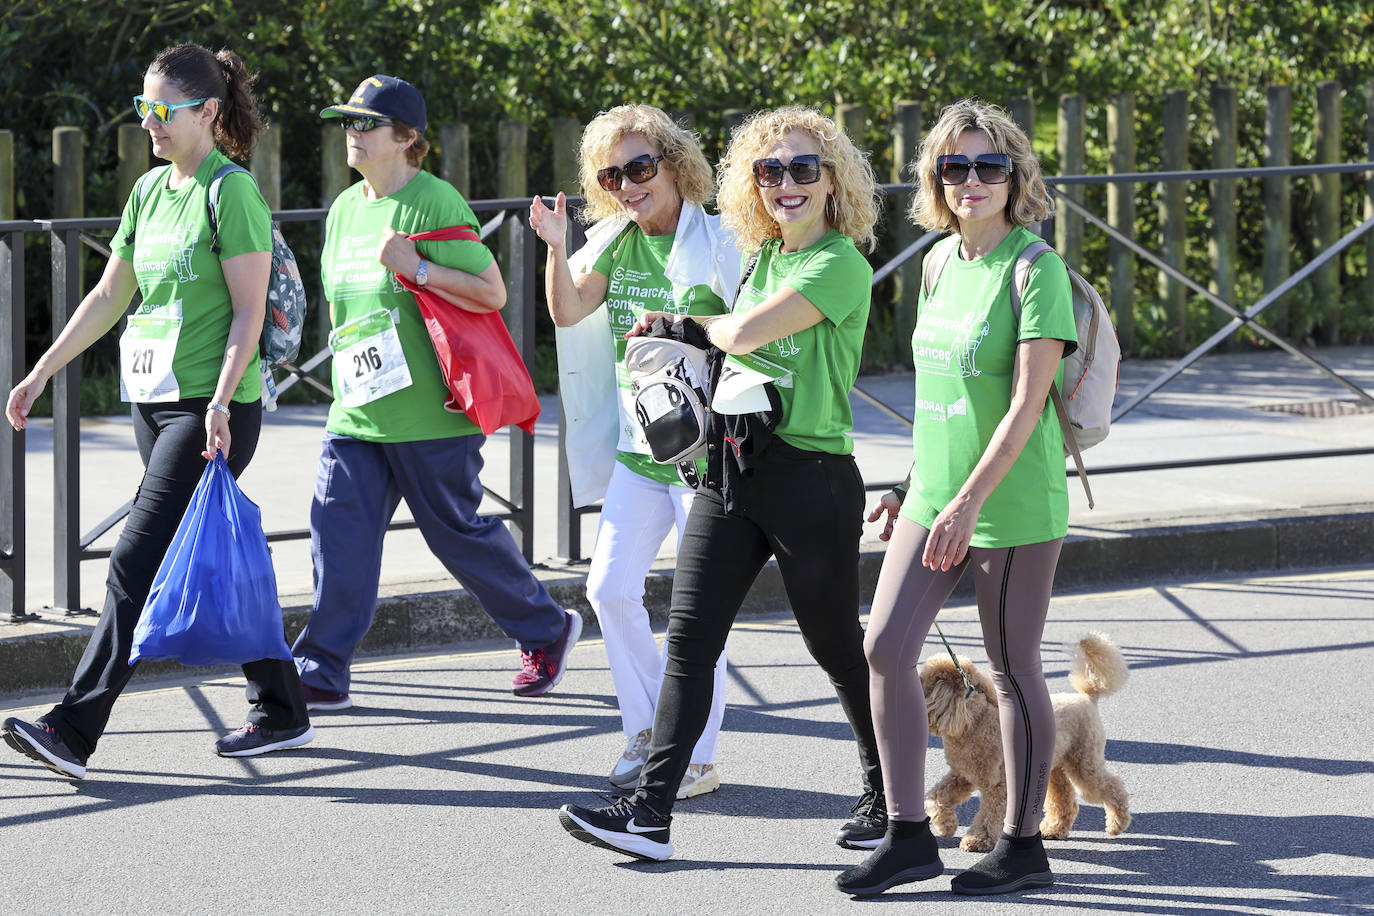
[
  {"left": 338, "top": 116, "right": 394, "bottom": 133},
  {"left": 133, "top": 95, "right": 211, "bottom": 124},
  {"left": 752, "top": 154, "right": 825, "bottom": 188},
  {"left": 596, "top": 154, "right": 664, "bottom": 192},
  {"left": 936, "top": 153, "right": 1013, "bottom": 185}
]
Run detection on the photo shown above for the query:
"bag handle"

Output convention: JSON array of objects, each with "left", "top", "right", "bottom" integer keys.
[{"left": 407, "top": 225, "right": 481, "bottom": 243}]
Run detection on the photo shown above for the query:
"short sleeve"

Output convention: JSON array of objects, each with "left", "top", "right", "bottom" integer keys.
[
  {"left": 417, "top": 193, "right": 494, "bottom": 275},
  {"left": 786, "top": 239, "right": 871, "bottom": 325},
  {"left": 212, "top": 171, "right": 273, "bottom": 259},
  {"left": 1017, "top": 253, "right": 1077, "bottom": 352},
  {"left": 111, "top": 185, "right": 140, "bottom": 261}
]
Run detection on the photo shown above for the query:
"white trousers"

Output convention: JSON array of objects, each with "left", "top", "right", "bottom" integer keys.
[{"left": 586, "top": 461, "right": 727, "bottom": 765}]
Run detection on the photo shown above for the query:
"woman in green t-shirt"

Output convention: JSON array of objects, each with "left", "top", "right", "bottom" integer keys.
[
  {"left": 845, "top": 100, "right": 1078, "bottom": 897},
  {"left": 558, "top": 107, "right": 886, "bottom": 862},
  {"left": 290, "top": 76, "right": 581, "bottom": 713},
  {"left": 530, "top": 105, "right": 736, "bottom": 799},
  {"left": 2, "top": 44, "right": 312, "bottom": 778}
]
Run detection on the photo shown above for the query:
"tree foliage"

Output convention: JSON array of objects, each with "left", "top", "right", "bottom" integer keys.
[{"left": 3, "top": 0, "right": 1374, "bottom": 383}]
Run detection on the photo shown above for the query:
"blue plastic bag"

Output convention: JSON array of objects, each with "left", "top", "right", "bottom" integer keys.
[{"left": 130, "top": 454, "right": 292, "bottom": 666}]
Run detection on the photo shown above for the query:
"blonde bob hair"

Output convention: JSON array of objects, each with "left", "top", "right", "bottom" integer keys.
[
  {"left": 908, "top": 99, "right": 1052, "bottom": 233},
  {"left": 577, "top": 104, "right": 715, "bottom": 224},
  {"left": 717, "top": 106, "right": 880, "bottom": 253}
]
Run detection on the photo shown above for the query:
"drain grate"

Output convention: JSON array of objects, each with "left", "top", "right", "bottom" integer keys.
[{"left": 1253, "top": 399, "right": 1374, "bottom": 418}]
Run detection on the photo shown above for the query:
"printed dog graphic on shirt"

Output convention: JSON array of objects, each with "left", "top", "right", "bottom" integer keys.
[
  {"left": 771, "top": 334, "right": 801, "bottom": 358},
  {"left": 913, "top": 314, "right": 989, "bottom": 379},
  {"left": 167, "top": 221, "right": 199, "bottom": 282}
]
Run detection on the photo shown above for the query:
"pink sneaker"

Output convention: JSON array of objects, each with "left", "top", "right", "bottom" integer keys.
[{"left": 512, "top": 610, "right": 583, "bottom": 697}]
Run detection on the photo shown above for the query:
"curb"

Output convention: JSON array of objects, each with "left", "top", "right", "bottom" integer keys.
[{"left": 2, "top": 509, "right": 1371, "bottom": 696}]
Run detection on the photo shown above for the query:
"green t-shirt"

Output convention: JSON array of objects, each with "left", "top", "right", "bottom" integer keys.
[
  {"left": 730, "top": 230, "right": 871, "bottom": 455},
  {"left": 902, "top": 227, "right": 1078, "bottom": 547},
  {"left": 322, "top": 170, "right": 495, "bottom": 442},
  {"left": 112, "top": 149, "right": 270, "bottom": 404},
  {"left": 593, "top": 225, "right": 727, "bottom": 484}
]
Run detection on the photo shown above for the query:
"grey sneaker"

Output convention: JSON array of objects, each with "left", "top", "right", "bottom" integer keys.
[
  {"left": 214, "top": 723, "right": 315, "bottom": 758},
  {"left": 609, "top": 728, "right": 652, "bottom": 790},
  {"left": 2, "top": 717, "right": 86, "bottom": 779}
]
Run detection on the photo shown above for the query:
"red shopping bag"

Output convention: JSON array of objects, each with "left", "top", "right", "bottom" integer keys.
[{"left": 396, "top": 226, "right": 540, "bottom": 435}]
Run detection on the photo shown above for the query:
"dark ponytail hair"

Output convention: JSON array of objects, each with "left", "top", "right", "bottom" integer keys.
[{"left": 148, "top": 44, "right": 264, "bottom": 160}]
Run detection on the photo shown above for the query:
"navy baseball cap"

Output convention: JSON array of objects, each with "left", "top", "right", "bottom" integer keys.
[{"left": 321, "top": 75, "right": 427, "bottom": 131}]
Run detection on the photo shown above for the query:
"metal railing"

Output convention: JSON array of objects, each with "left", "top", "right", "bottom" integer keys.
[{"left": 5, "top": 164, "right": 1374, "bottom": 619}]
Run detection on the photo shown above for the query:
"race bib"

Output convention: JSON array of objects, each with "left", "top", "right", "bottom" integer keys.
[
  {"left": 329, "top": 308, "right": 413, "bottom": 408},
  {"left": 712, "top": 352, "right": 792, "bottom": 415},
  {"left": 119, "top": 313, "right": 182, "bottom": 403},
  {"left": 614, "top": 362, "right": 652, "bottom": 455}
]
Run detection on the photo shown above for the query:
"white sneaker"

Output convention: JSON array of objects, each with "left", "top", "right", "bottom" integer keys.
[
  {"left": 608, "top": 728, "right": 652, "bottom": 790},
  {"left": 676, "top": 763, "right": 721, "bottom": 800}
]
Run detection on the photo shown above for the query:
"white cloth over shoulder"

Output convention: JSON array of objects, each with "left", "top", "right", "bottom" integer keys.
[{"left": 555, "top": 201, "right": 742, "bottom": 506}]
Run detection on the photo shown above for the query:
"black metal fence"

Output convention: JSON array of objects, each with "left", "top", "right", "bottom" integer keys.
[{"left": 4, "top": 165, "right": 1374, "bottom": 622}]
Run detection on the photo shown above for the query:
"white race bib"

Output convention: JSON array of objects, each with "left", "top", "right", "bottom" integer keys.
[
  {"left": 119, "top": 313, "right": 182, "bottom": 402},
  {"left": 329, "top": 308, "right": 413, "bottom": 408}
]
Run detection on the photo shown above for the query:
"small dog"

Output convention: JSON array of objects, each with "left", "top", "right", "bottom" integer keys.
[{"left": 921, "top": 632, "right": 1132, "bottom": 852}]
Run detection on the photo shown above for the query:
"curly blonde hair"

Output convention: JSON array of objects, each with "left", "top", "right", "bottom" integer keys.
[
  {"left": 908, "top": 99, "right": 1052, "bottom": 233},
  {"left": 577, "top": 105, "right": 714, "bottom": 224},
  {"left": 717, "top": 106, "right": 880, "bottom": 253}
]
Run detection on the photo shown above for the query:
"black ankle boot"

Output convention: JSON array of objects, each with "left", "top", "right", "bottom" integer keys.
[
  {"left": 834, "top": 818, "right": 943, "bottom": 896},
  {"left": 950, "top": 831, "right": 1053, "bottom": 895}
]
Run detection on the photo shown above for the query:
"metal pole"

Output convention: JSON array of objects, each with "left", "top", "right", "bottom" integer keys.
[
  {"left": 555, "top": 218, "right": 587, "bottom": 563},
  {"left": 50, "top": 225, "right": 84, "bottom": 613},
  {"left": 506, "top": 213, "right": 536, "bottom": 562},
  {"left": 2, "top": 225, "right": 29, "bottom": 621}
]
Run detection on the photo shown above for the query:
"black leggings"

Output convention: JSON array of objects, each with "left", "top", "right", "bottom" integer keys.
[
  {"left": 45, "top": 398, "right": 307, "bottom": 760},
  {"left": 635, "top": 441, "right": 882, "bottom": 814}
]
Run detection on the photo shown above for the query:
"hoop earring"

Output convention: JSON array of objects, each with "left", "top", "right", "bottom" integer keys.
[{"left": 825, "top": 193, "right": 839, "bottom": 227}]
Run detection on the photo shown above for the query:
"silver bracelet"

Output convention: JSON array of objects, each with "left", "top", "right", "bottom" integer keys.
[{"left": 207, "top": 402, "right": 231, "bottom": 420}]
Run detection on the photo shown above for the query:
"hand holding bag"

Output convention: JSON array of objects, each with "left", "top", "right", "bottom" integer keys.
[
  {"left": 397, "top": 226, "right": 540, "bottom": 435},
  {"left": 130, "top": 454, "right": 292, "bottom": 666}
]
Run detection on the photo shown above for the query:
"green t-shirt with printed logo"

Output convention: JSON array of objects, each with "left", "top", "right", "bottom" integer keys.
[
  {"left": 592, "top": 225, "right": 727, "bottom": 484},
  {"left": 901, "top": 227, "right": 1078, "bottom": 547},
  {"left": 730, "top": 230, "right": 871, "bottom": 455},
  {"left": 322, "top": 170, "right": 495, "bottom": 442},
  {"left": 112, "top": 149, "right": 270, "bottom": 404}
]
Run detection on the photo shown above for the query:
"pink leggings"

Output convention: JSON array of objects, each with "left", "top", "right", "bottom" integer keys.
[{"left": 864, "top": 517, "right": 1062, "bottom": 836}]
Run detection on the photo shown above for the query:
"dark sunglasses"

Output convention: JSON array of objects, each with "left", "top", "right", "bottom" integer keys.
[
  {"left": 752, "top": 154, "right": 825, "bottom": 188},
  {"left": 596, "top": 154, "right": 664, "bottom": 191},
  {"left": 338, "top": 116, "right": 394, "bottom": 132},
  {"left": 936, "top": 153, "right": 1013, "bottom": 185}
]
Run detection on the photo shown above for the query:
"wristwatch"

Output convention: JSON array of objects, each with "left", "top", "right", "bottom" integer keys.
[
  {"left": 208, "top": 402, "right": 231, "bottom": 420},
  {"left": 415, "top": 258, "right": 429, "bottom": 287}
]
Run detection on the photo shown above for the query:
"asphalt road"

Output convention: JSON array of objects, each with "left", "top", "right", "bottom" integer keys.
[{"left": 2, "top": 567, "right": 1372, "bottom": 916}]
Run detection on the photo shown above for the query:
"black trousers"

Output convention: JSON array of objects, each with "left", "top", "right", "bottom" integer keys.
[
  {"left": 45, "top": 398, "right": 307, "bottom": 761},
  {"left": 635, "top": 440, "right": 883, "bottom": 813}
]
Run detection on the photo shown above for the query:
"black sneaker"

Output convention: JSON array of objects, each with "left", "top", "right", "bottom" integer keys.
[
  {"left": 513, "top": 610, "right": 583, "bottom": 697},
  {"left": 836, "top": 787, "right": 887, "bottom": 849},
  {"left": 950, "top": 832, "right": 1054, "bottom": 895},
  {"left": 302, "top": 684, "right": 352, "bottom": 712},
  {"left": 214, "top": 723, "right": 315, "bottom": 758},
  {"left": 558, "top": 795, "right": 674, "bottom": 861},
  {"left": 835, "top": 819, "right": 944, "bottom": 896},
  {"left": 2, "top": 717, "right": 86, "bottom": 779}
]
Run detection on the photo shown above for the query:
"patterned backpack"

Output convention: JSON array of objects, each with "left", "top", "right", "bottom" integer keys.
[{"left": 206, "top": 163, "right": 306, "bottom": 368}]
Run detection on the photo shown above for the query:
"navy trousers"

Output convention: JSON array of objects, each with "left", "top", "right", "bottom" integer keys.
[{"left": 293, "top": 432, "right": 566, "bottom": 693}]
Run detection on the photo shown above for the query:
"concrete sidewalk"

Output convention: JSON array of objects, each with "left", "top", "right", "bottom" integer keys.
[
  {"left": 2, "top": 346, "right": 1373, "bottom": 693},
  {"left": 2, "top": 567, "right": 1371, "bottom": 914}
]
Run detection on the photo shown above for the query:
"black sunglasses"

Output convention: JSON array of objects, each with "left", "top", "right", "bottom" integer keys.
[
  {"left": 936, "top": 153, "right": 1013, "bottom": 186},
  {"left": 752, "top": 154, "right": 825, "bottom": 188},
  {"left": 597, "top": 154, "right": 664, "bottom": 191},
  {"left": 338, "top": 116, "right": 394, "bottom": 133}
]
